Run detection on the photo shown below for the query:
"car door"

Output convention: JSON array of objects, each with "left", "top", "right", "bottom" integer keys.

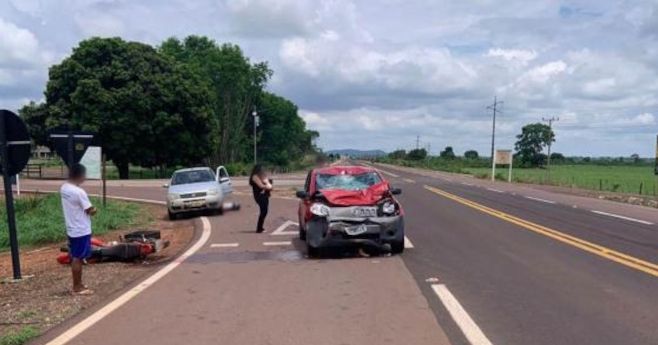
[{"left": 216, "top": 166, "right": 232, "bottom": 195}]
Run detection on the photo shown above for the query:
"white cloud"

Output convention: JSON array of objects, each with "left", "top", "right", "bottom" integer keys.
[
  {"left": 487, "top": 48, "right": 538, "bottom": 66},
  {"left": 0, "top": 18, "right": 42, "bottom": 68}
]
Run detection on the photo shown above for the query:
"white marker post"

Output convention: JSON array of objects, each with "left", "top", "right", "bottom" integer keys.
[{"left": 493, "top": 149, "right": 513, "bottom": 182}]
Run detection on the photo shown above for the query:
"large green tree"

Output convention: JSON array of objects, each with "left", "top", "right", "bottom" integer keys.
[
  {"left": 160, "top": 36, "right": 272, "bottom": 165},
  {"left": 21, "top": 37, "right": 217, "bottom": 178},
  {"left": 514, "top": 123, "right": 555, "bottom": 167}
]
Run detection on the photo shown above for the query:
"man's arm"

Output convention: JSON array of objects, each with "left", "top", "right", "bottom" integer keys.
[{"left": 79, "top": 190, "right": 97, "bottom": 216}]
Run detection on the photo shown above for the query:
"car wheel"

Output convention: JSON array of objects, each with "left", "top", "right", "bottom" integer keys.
[
  {"left": 306, "top": 242, "right": 320, "bottom": 258},
  {"left": 168, "top": 210, "right": 178, "bottom": 221},
  {"left": 299, "top": 222, "right": 306, "bottom": 241},
  {"left": 391, "top": 239, "right": 404, "bottom": 254}
]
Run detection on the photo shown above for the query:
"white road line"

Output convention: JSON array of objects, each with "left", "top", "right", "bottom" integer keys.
[
  {"left": 524, "top": 196, "right": 556, "bottom": 204},
  {"left": 404, "top": 236, "right": 414, "bottom": 249},
  {"left": 46, "top": 216, "right": 212, "bottom": 345},
  {"left": 270, "top": 220, "right": 299, "bottom": 236},
  {"left": 403, "top": 178, "right": 416, "bottom": 184},
  {"left": 591, "top": 210, "right": 654, "bottom": 225},
  {"left": 486, "top": 188, "right": 504, "bottom": 193},
  {"left": 461, "top": 182, "right": 474, "bottom": 186},
  {"left": 377, "top": 168, "right": 400, "bottom": 178},
  {"left": 210, "top": 243, "right": 239, "bottom": 248},
  {"left": 431, "top": 284, "right": 494, "bottom": 345},
  {"left": 263, "top": 241, "right": 292, "bottom": 246}
]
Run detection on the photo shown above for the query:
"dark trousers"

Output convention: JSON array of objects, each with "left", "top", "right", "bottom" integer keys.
[{"left": 255, "top": 194, "right": 269, "bottom": 232}]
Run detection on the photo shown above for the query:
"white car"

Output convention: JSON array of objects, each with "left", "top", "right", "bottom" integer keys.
[{"left": 164, "top": 166, "right": 233, "bottom": 220}]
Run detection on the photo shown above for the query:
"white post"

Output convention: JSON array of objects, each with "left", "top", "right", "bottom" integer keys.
[
  {"left": 15, "top": 175, "right": 20, "bottom": 196},
  {"left": 491, "top": 151, "right": 496, "bottom": 182},
  {"left": 508, "top": 161, "right": 512, "bottom": 183}
]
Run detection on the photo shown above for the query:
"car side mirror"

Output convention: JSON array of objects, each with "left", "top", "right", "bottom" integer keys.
[
  {"left": 162, "top": 183, "right": 169, "bottom": 188},
  {"left": 390, "top": 188, "right": 402, "bottom": 195},
  {"left": 219, "top": 177, "right": 230, "bottom": 184},
  {"left": 296, "top": 190, "right": 308, "bottom": 199}
]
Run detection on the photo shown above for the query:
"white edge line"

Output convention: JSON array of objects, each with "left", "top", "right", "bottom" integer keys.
[
  {"left": 486, "top": 188, "right": 504, "bottom": 193},
  {"left": 210, "top": 243, "right": 239, "bottom": 248},
  {"left": 461, "top": 182, "right": 474, "bottom": 186},
  {"left": 263, "top": 241, "right": 292, "bottom": 246},
  {"left": 404, "top": 236, "right": 414, "bottom": 249},
  {"left": 45, "top": 216, "right": 212, "bottom": 345},
  {"left": 590, "top": 210, "right": 653, "bottom": 225},
  {"left": 431, "top": 284, "right": 494, "bottom": 345},
  {"left": 524, "top": 196, "right": 556, "bottom": 204}
]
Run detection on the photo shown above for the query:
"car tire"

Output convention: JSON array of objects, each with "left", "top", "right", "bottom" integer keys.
[
  {"left": 306, "top": 243, "right": 320, "bottom": 258},
  {"left": 168, "top": 210, "right": 178, "bottom": 221},
  {"left": 299, "top": 222, "right": 306, "bottom": 241},
  {"left": 391, "top": 239, "right": 404, "bottom": 254}
]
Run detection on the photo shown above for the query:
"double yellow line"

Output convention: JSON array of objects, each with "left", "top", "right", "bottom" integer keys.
[{"left": 424, "top": 185, "right": 658, "bottom": 278}]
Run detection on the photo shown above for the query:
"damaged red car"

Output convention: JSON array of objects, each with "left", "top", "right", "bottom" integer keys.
[{"left": 296, "top": 166, "right": 404, "bottom": 257}]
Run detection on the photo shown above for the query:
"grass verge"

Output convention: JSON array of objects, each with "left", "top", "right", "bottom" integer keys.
[
  {"left": 0, "top": 326, "right": 38, "bottom": 345},
  {"left": 0, "top": 194, "right": 141, "bottom": 250}
]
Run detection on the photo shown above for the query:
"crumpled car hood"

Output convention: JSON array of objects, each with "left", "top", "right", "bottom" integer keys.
[{"left": 320, "top": 181, "right": 390, "bottom": 206}]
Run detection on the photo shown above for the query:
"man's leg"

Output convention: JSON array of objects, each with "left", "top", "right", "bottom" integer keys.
[{"left": 71, "top": 258, "right": 84, "bottom": 292}]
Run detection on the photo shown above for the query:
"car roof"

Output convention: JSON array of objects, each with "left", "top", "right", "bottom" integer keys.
[
  {"left": 313, "top": 165, "right": 377, "bottom": 175},
  {"left": 173, "top": 167, "right": 212, "bottom": 174}
]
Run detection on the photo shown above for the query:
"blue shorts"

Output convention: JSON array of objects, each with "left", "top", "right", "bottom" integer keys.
[{"left": 68, "top": 234, "right": 92, "bottom": 260}]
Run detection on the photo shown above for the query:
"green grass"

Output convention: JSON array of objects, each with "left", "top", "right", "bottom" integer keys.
[
  {"left": 0, "top": 326, "right": 39, "bottom": 345},
  {"left": 464, "top": 165, "right": 658, "bottom": 196},
  {"left": 0, "top": 194, "right": 142, "bottom": 250}
]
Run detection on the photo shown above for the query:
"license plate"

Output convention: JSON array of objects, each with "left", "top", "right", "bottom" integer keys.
[
  {"left": 352, "top": 207, "right": 377, "bottom": 217},
  {"left": 185, "top": 200, "right": 205, "bottom": 208},
  {"left": 345, "top": 224, "right": 368, "bottom": 236}
]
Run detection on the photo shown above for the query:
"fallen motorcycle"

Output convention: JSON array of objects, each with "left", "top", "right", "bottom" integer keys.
[{"left": 57, "top": 230, "right": 170, "bottom": 264}]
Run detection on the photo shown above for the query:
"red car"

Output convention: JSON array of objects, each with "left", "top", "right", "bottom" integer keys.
[{"left": 296, "top": 166, "right": 404, "bottom": 257}]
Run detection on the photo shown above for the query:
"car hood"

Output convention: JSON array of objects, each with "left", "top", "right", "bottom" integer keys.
[
  {"left": 320, "top": 182, "right": 389, "bottom": 206},
  {"left": 168, "top": 181, "right": 218, "bottom": 194}
]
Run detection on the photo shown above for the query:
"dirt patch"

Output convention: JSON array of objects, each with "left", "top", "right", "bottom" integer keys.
[{"left": 0, "top": 204, "right": 195, "bottom": 339}]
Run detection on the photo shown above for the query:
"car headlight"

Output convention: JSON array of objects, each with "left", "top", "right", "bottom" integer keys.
[
  {"left": 310, "top": 203, "right": 330, "bottom": 217},
  {"left": 208, "top": 188, "right": 219, "bottom": 195},
  {"left": 168, "top": 193, "right": 180, "bottom": 201},
  {"left": 382, "top": 201, "right": 396, "bottom": 215}
]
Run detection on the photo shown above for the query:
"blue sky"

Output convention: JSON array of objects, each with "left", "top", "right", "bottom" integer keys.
[{"left": 0, "top": 0, "right": 657, "bottom": 157}]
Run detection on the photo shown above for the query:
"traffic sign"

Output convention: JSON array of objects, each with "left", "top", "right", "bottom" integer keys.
[
  {"left": 49, "top": 129, "right": 94, "bottom": 167},
  {"left": 0, "top": 110, "right": 31, "bottom": 176}
]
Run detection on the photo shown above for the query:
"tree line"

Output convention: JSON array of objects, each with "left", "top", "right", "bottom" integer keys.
[{"left": 20, "top": 36, "right": 318, "bottom": 178}]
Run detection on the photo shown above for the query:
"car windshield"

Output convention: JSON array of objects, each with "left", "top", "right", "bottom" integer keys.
[
  {"left": 171, "top": 169, "right": 215, "bottom": 185},
  {"left": 315, "top": 172, "right": 382, "bottom": 191}
]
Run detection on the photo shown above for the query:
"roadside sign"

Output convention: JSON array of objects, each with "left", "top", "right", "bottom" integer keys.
[
  {"left": 80, "top": 146, "right": 102, "bottom": 179},
  {"left": 493, "top": 149, "right": 513, "bottom": 183},
  {"left": 0, "top": 109, "right": 31, "bottom": 280},
  {"left": 49, "top": 130, "right": 94, "bottom": 167},
  {"left": 0, "top": 110, "right": 31, "bottom": 176}
]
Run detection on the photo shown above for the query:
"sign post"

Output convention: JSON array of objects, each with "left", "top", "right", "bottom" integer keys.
[
  {"left": 49, "top": 130, "right": 94, "bottom": 168},
  {"left": 0, "top": 110, "right": 32, "bottom": 280},
  {"left": 493, "top": 149, "right": 513, "bottom": 183},
  {"left": 655, "top": 135, "right": 658, "bottom": 176}
]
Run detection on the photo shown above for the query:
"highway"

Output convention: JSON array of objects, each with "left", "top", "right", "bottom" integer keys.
[{"left": 17, "top": 163, "right": 658, "bottom": 345}]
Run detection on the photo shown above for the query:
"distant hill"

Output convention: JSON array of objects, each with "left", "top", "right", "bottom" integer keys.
[{"left": 326, "top": 149, "right": 387, "bottom": 158}]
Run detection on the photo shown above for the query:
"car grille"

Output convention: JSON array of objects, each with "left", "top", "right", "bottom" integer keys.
[{"left": 180, "top": 192, "right": 207, "bottom": 199}]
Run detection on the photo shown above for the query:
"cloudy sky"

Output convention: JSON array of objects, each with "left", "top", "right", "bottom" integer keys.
[{"left": 1, "top": 0, "right": 657, "bottom": 157}]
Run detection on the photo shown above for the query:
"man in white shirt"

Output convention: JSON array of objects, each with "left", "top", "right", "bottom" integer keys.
[{"left": 60, "top": 163, "right": 97, "bottom": 295}]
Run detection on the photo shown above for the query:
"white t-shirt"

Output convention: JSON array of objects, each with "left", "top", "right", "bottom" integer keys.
[{"left": 60, "top": 182, "right": 93, "bottom": 238}]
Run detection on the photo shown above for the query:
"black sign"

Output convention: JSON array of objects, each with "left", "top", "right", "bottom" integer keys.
[
  {"left": 49, "top": 129, "right": 94, "bottom": 167},
  {"left": 655, "top": 135, "right": 658, "bottom": 176},
  {"left": 0, "top": 110, "right": 31, "bottom": 176}
]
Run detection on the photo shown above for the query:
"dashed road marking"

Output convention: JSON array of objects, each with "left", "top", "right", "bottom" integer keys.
[
  {"left": 524, "top": 196, "right": 556, "bottom": 204},
  {"left": 377, "top": 168, "right": 400, "bottom": 178},
  {"left": 486, "top": 188, "right": 504, "bottom": 193},
  {"left": 263, "top": 241, "right": 292, "bottom": 246},
  {"left": 271, "top": 220, "right": 299, "bottom": 236},
  {"left": 460, "top": 182, "right": 474, "bottom": 186},
  {"left": 432, "top": 284, "right": 494, "bottom": 345},
  {"left": 210, "top": 243, "right": 240, "bottom": 248},
  {"left": 591, "top": 210, "right": 653, "bottom": 225},
  {"left": 404, "top": 236, "right": 414, "bottom": 248},
  {"left": 45, "top": 216, "right": 212, "bottom": 345},
  {"left": 403, "top": 178, "right": 416, "bottom": 184}
]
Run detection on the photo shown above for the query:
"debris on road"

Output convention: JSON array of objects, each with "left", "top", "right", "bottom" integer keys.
[{"left": 57, "top": 230, "right": 170, "bottom": 264}]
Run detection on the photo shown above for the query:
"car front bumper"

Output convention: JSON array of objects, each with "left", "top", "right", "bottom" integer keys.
[
  {"left": 306, "top": 215, "right": 404, "bottom": 250},
  {"left": 168, "top": 195, "right": 223, "bottom": 213}
]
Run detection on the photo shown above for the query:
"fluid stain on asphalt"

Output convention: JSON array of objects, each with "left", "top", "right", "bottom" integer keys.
[{"left": 186, "top": 250, "right": 304, "bottom": 264}]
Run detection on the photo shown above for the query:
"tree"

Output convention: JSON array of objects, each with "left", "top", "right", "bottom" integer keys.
[
  {"left": 550, "top": 152, "right": 565, "bottom": 163},
  {"left": 514, "top": 123, "right": 555, "bottom": 167},
  {"left": 631, "top": 153, "right": 640, "bottom": 164},
  {"left": 407, "top": 148, "right": 427, "bottom": 160},
  {"left": 19, "top": 102, "right": 51, "bottom": 149},
  {"left": 464, "top": 150, "right": 479, "bottom": 159},
  {"left": 160, "top": 36, "right": 272, "bottom": 165},
  {"left": 440, "top": 146, "right": 456, "bottom": 159},
  {"left": 388, "top": 149, "right": 407, "bottom": 159},
  {"left": 25, "top": 37, "right": 217, "bottom": 178}
]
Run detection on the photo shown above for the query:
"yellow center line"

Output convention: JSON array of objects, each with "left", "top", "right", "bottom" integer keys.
[{"left": 424, "top": 185, "right": 658, "bottom": 278}]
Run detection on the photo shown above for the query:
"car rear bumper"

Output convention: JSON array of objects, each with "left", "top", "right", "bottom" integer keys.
[{"left": 306, "top": 216, "right": 404, "bottom": 250}]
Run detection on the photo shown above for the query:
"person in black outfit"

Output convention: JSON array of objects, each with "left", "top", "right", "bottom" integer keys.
[{"left": 250, "top": 164, "right": 273, "bottom": 233}]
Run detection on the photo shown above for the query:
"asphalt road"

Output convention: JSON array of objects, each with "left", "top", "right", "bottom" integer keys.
[
  {"left": 371, "top": 163, "right": 658, "bottom": 345},
  {"left": 12, "top": 165, "right": 658, "bottom": 345}
]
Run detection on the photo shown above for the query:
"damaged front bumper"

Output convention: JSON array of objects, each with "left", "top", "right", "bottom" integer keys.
[{"left": 306, "top": 214, "right": 404, "bottom": 252}]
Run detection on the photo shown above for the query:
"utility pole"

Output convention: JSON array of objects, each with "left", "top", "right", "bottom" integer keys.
[
  {"left": 415, "top": 135, "right": 420, "bottom": 150},
  {"left": 487, "top": 96, "right": 503, "bottom": 181},
  {"left": 542, "top": 116, "right": 559, "bottom": 180},
  {"left": 252, "top": 109, "right": 259, "bottom": 166}
]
